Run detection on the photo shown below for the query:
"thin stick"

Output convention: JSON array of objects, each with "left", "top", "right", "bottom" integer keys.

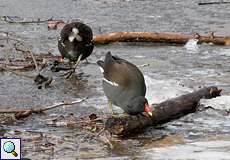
[
  {"left": 1, "top": 16, "right": 54, "bottom": 24},
  {"left": 198, "top": 1, "right": 230, "bottom": 5},
  {"left": 35, "top": 97, "right": 88, "bottom": 113},
  {"left": 138, "top": 63, "right": 150, "bottom": 67},
  {"left": 0, "top": 97, "right": 88, "bottom": 114},
  {"left": 29, "top": 50, "right": 39, "bottom": 74},
  {"left": 0, "top": 66, "right": 34, "bottom": 78}
]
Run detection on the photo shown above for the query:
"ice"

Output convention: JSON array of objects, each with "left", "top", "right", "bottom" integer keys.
[
  {"left": 200, "top": 95, "right": 230, "bottom": 111},
  {"left": 141, "top": 140, "right": 230, "bottom": 160},
  {"left": 144, "top": 75, "right": 193, "bottom": 104},
  {"left": 184, "top": 38, "right": 199, "bottom": 53},
  {"left": 219, "top": 48, "right": 230, "bottom": 57}
]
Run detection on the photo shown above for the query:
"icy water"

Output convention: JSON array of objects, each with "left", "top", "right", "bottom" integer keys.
[{"left": 0, "top": 0, "right": 230, "bottom": 159}]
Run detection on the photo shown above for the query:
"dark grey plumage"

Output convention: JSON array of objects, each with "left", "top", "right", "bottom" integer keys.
[{"left": 97, "top": 52, "right": 149, "bottom": 115}]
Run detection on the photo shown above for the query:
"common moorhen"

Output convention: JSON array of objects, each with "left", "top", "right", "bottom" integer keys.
[
  {"left": 58, "top": 22, "right": 94, "bottom": 77},
  {"left": 97, "top": 52, "right": 152, "bottom": 116}
]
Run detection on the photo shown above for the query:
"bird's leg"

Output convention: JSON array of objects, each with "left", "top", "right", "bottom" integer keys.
[
  {"left": 60, "top": 57, "right": 64, "bottom": 63},
  {"left": 72, "top": 54, "right": 82, "bottom": 70},
  {"left": 108, "top": 100, "right": 114, "bottom": 115},
  {"left": 62, "top": 54, "right": 83, "bottom": 78},
  {"left": 108, "top": 100, "right": 120, "bottom": 117},
  {"left": 119, "top": 113, "right": 130, "bottom": 118},
  {"left": 63, "top": 62, "right": 75, "bottom": 78},
  {"left": 84, "top": 58, "right": 90, "bottom": 64},
  {"left": 59, "top": 55, "right": 64, "bottom": 63}
]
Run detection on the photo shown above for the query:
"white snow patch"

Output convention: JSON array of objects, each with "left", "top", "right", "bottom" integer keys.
[
  {"left": 200, "top": 95, "right": 230, "bottom": 111},
  {"left": 144, "top": 75, "right": 193, "bottom": 104}
]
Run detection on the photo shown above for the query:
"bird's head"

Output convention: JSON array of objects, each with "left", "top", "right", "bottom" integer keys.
[{"left": 128, "top": 97, "right": 153, "bottom": 116}]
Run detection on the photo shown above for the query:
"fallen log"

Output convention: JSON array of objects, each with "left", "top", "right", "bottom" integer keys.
[
  {"left": 92, "top": 32, "right": 230, "bottom": 45},
  {"left": 105, "top": 86, "right": 222, "bottom": 135}
]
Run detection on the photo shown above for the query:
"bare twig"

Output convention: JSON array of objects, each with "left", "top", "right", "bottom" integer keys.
[
  {"left": 35, "top": 97, "right": 88, "bottom": 113},
  {"left": 138, "top": 63, "right": 150, "bottom": 67},
  {"left": 1, "top": 16, "right": 54, "bottom": 24},
  {"left": 198, "top": 1, "right": 230, "bottom": 5},
  {"left": 0, "top": 97, "right": 88, "bottom": 114},
  {"left": 0, "top": 66, "right": 34, "bottom": 78},
  {"left": 29, "top": 50, "right": 39, "bottom": 73}
]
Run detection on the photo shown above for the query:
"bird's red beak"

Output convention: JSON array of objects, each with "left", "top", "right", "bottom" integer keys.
[{"left": 144, "top": 100, "right": 153, "bottom": 117}]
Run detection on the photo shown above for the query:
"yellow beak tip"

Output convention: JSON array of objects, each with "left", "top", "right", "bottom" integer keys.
[{"left": 148, "top": 112, "right": 153, "bottom": 117}]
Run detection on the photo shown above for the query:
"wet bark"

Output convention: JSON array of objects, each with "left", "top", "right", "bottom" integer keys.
[
  {"left": 105, "top": 86, "right": 222, "bottom": 135},
  {"left": 92, "top": 32, "right": 230, "bottom": 45}
]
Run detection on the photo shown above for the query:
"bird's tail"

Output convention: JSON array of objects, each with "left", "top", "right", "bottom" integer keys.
[
  {"left": 97, "top": 60, "right": 104, "bottom": 68},
  {"left": 104, "top": 51, "right": 113, "bottom": 65},
  {"left": 97, "top": 51, "right": 113, "bottom": 68}
]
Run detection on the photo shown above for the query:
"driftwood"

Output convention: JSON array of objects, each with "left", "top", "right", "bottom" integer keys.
[
  {"left": 105, "top": 86, "right": 222, "bottom": 135},
  {"left": 92, "top": 32, "right": 230, "bottom": 45}
]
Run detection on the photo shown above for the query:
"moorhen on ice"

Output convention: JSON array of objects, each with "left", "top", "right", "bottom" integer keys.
[
  {"left": 57, "top": 22, "right": 94, "bottom": 77},
  {"left": 97, "top": 52, "right": 153, "bottom": 117}
]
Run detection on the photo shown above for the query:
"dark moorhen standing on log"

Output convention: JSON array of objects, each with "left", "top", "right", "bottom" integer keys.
[
  {"left": 97, "top": 52, "right": 152, "bottom": 116},
  {"left": 58, "top": 22, "right": 94, "bottom": 77}
]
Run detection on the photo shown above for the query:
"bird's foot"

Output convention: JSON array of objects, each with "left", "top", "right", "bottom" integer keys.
[
  {"left": 61, "top": 68, "right": 75, "bottom": 78},
  {"left": 83, "top": 58, "right": 90, "bottom": 64},
  {"left": 111, "top": 112, "right": 130, "bottom": 118},
  {"left": 51, "top": 60, "right": 71, "bottom": 72},
  {"left": 111, "top": 112, "right": 120, "bottom": 118}
]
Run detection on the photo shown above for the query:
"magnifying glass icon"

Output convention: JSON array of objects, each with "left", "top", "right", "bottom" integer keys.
[{"left": 3, "top": 141, "right": 18, "bottom": 157}]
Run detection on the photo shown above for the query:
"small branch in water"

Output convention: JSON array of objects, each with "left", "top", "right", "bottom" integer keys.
[
  {"left": 0, "top": 53, "right": 60, "bottom": 72},
  {"left": 138, "top": 63, "right": 150, "bottom": 68},
  {"left": 198, "top": 1, "right": 230, "bottom": 5},
  {"left": 0, "top": 97, "right": 88, "bottom": 119},
  {"left": 28, "top": 50, "right": 39, "bottom": 74},
  {"left": 0, "top": 16, "right": 54, "bottom": 24},
  {"left": 0, "top": 66, "right": 34, "bottom": 78}
]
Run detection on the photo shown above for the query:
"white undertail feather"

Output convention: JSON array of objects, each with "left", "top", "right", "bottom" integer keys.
[
  {"left": 72, "top": 28, "right": 79, "bottom": 34},
  {"left": 99, "top": 67, "right": 104, "bottom": 73},
  {"left": 103, "top": 78, "right": 119, "bottom": 86},
  {"left": 68, "top": 27, "right": 82, "bottom": 42},
  {"left": 68, "top": 34, "right": 75, "bottom": 42}
]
